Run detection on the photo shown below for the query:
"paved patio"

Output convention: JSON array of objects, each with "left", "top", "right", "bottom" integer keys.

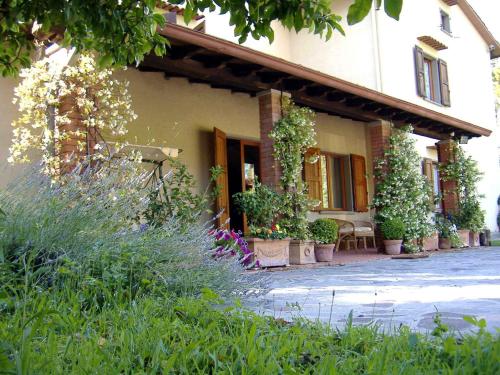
[{"left": 247, "top": 247, "right": 500, "bottom": 333}]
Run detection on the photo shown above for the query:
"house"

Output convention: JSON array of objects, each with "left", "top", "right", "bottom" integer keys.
[{"left": 0, "top": 0, "right": 498, "bottom": 234}]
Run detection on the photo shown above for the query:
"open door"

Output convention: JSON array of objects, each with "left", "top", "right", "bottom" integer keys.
[{"left": 214, "top": 127, "right": 230, "bottom": 228}]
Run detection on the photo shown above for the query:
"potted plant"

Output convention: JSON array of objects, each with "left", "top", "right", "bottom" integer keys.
[
  {"left": 380, "top": 218, "right": 405, "bottom": 255},
  {"left": 421, "top": 229, "right": 439, "bottom": 251},
  {"left": 269, "top": 98, "right": 317, "bottom": 265},
  {"left": 436, "top": 215, "right": 460, "bottom": 250},
  {"left": 233, "top": 182, "right": 290, "bottom": 267},
  {"left": 309, "top": 219, "right": 338, "bottom": 262}
]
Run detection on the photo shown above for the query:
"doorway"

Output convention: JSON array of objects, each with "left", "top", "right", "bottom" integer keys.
[{"left": 227, "top": 139, "right": 260, "bottom": 233}]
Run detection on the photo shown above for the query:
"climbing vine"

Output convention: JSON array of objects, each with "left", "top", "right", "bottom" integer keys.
[
  {"left": 269, "top": 97, "right": 317, "bottom": 240},
  {"left": 440, "top": 142, "right": 485, "bottom": 232}
]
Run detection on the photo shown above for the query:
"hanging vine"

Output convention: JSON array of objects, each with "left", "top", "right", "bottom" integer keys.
[{"left": 8, "top": 53, "right": 136, "bottom": 175}]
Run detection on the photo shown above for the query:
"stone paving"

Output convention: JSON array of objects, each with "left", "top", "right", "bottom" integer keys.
[{"left": 246, "top": 247, "right": 500, "bottom": 333}]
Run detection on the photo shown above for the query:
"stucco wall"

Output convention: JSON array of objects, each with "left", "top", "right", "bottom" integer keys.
[
  {"left": 0, "top": 77, "right": 29, "bottom": 187},
  {"left": 119, "top": 69, "right": 373, "bottom": 221}
]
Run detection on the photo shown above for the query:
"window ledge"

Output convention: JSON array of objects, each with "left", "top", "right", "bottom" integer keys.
[
  {"left": 317, "top": 210, "right": 358, "bottom": 215},
  {"left": 422, "top": 97, "right": 445, "bottom": 107},
  {"left": 440, "top": 28, "right": 453, "bottom": 37}
]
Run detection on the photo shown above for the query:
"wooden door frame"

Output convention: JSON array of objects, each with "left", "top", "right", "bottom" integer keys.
[{"left": 238, "top": 139, "right": 260, "bottom": 235}]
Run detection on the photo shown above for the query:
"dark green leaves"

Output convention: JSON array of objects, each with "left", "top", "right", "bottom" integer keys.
[
  {"left": 384, "top": 0, "right": 404, "bottom": 20},
  {"left": 0, "top": 0, "right": 403, "bottom": 77},
  {"left": 347, "top": 0, "right": 372, "bottom": 26},
  {"left": 347, "top": 0, "right": 403, "bottom": 25}
]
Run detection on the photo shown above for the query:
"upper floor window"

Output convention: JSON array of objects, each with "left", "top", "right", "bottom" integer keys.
[
  {"left": 440, "top": 10, "right": 452, "bottom": 34},
  {"left": 414, "top": 46, "right": 451, "bottom": 106}
]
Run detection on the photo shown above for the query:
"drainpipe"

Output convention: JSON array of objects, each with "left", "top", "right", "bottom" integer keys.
[{"left": 370, "top": 2, "right": 383, "bottom": 93}]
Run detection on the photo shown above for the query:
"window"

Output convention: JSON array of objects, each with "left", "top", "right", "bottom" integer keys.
[
  {"left": 304, "top": 150, "right": 368, "bottom": 212},
  {"left": 414, "top": 46, "right": 451, "bottom": 106},
  {"left": 440, "top": 11, "right": 452, "bottom": 34},
  {"left": 319, "top": 153, "right": 351, "bottom": 210},
  {"left": 422, "top": 158, "right": 442, "bottom": 212}
]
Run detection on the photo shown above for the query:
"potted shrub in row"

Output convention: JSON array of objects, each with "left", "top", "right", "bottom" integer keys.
[
  {"left": 381, "top": 218, "right": 405, "bottom": 255},
  {"left": 233, "top": 182, "right": 290, "bottom": 267},
  {"left": 309, "top": 219, "right": 338, "bottom": 262},
  {"left": 436, "top": 215, "right": 461, "bottom": 250}
]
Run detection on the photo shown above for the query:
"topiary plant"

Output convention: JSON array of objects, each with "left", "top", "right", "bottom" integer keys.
[
  {"left": 309, "top": 219, "right": 338, "bottom": 244},
  {"left": 381, "top": 218, "right": 405, "bottom": 240}
]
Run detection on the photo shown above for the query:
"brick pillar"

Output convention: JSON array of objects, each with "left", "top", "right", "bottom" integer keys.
[
  {"left": 257, "top": 89, "right": 290, "bottom": 189},
  {"left": 436, "top": 139, "right": 459, "bottom": 215},
  {"left": 368, "top": 120, "right": 392, "bottom": 251},
  {"left": 58, "top": 95, "right": 97, "bottom": 174}
]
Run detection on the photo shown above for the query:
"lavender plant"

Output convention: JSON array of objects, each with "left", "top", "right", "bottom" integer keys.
[{"left": 0, "top": 160, "right": 262, "bottom": 298}]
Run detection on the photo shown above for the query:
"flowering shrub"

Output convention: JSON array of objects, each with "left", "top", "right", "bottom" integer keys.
[
  {"left": 371, "top": 126, "right": 433, "bottom": 245},
  {"left": 250, "top": 224, "right": 287, "bottom": 240},
  {"left": 9, "top": 54, "right": 136, "bottom": 175},
  {"left": 211, "top": 229, "right": 255, "bottom": 268}
]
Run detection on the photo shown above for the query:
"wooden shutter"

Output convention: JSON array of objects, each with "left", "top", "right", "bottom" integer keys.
[
  {"left": 304, "top": 148, "right": 322, "bottom": 205},
  {"left": 414, "top": 46, "right": 426, "bottom": 97},
  {"left": 438, "top": 59, "right": 451, "bottom": 106},
  {"left": 213, "top": 127, "right": 230, "bottom": 228},
  {"left": 350, "top": 154, "right": 368, "bottom": 212}
]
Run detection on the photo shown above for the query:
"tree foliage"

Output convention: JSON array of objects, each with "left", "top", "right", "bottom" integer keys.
[{"left": 0, "top": 0, "right": 403, "bottom": 77}]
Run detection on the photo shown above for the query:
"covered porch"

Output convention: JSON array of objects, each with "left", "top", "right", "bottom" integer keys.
[{"left": 130, "top": 23, "right": 491, "bottom": 245}]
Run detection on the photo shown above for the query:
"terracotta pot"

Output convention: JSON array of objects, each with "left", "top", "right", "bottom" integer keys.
[
  {"left": 384, "top": 239, "right": 402, "bottom": 255},
  {"left": 469, "top": 232, "right": 480, "bottom": 247},
  {"left": 457, "top": 229, "right": 470, "bottom": 248},
  {"left": 314, "top": 243, "right": 335, "bottom": 262},
  {"left": 246, "top": 238, "right": 290, "bottom": 268},
  {"left": 439, "top": 237, "right": 451, "bottom": 250},
  {"left": 289, "top": 240, "right": 316, "bottom": 265},
  {"left": 422, "top": 232, "right": 439, "bottom": 251}
]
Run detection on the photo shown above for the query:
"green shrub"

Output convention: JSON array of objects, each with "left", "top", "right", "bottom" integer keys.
[
  {"left": 309, "top": 219, "right": 338, "bottom": 244},
  {"left": 381, "top": 218, "right": 405, "bottom": 240},
  {"left": 233, "top": 181, "right": 281, "bottom": 228},
  {"left": 0, "top": 161, "right": 261, "bottom": 299}
]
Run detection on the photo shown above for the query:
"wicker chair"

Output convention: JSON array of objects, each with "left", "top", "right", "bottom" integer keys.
[{"left": 332, "top": 219, "right": 376, "bottom": 251}]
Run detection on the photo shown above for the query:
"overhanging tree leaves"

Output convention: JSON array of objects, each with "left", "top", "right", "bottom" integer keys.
[
  {"left": 0, "top": 0, "right": 403, "bottom": 77},
  {"left": 347, "top": 0, "right": 403, "bottom": 25}
]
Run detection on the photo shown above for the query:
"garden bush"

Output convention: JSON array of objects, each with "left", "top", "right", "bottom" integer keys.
[
  {"left": 381, "top": 218, "right": 406, "bottom": 240},
  {"left": 309, "top": 219, "right": 338, "bottom": 244}
]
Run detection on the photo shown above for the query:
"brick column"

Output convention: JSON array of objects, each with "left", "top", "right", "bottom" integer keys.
[
  {"left": 368, "top": 120, "right": 392, "bottom": 251},
  {"left": 58, "top": 95, "right": 98, "bottom": 174},
  {"left": 257, "top": 89, "right": 290, "bottom": 189},
  {"left": 368, "top": 120, "right": 392, "bottom": 180},
  {"left": 436, "top": 139, "right": 459, "bottom": 215}
]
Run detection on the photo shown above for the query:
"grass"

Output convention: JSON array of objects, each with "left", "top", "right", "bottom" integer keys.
[
  {"left": 1, "top": 287, "right": 499, "bottom": 374},
  {"left": 490, "top": 240, "right": 500, "bottom": 246},
  {"left": 1, "top": 164, "right": 499, "bottom": 373}
]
